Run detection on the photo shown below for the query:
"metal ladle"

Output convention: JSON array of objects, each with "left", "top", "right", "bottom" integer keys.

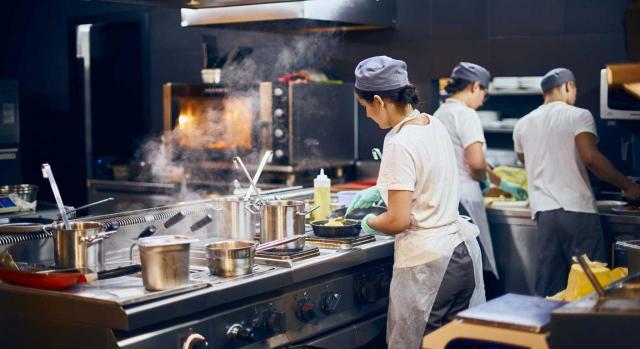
[
  {"left": 233, "top": 157, "right": 265, "bottom": 204},
  {"left": 244, "top": 150, "right": 273, "bottom": 201},
  {"left": 41, "top": 163, "right": 71, "bottom": 230}
]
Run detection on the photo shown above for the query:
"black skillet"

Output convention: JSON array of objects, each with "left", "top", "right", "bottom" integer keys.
[{"left": 310, "top": 219, "right": 362, "bottom": 238}]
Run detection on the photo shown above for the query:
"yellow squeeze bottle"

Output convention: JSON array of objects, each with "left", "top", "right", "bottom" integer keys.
[{"left": 313, "top": 169, "right": 331, "bottom": 221}]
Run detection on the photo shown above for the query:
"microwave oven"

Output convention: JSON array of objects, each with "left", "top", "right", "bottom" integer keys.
[{"left": 600, "top": 68, "right": 640, "bottom": 120}]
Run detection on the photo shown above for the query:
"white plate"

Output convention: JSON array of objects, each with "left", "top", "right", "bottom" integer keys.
[
  {"left": 597, "top": 200, "right": 627, "bottom": 208},
  {"left": 611, "top": 205, "right": 640, "bottom": 215}
]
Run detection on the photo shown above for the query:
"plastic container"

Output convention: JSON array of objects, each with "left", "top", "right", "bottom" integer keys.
[{"left": 313, "top": 169, "right": 331, "bottom": 221}]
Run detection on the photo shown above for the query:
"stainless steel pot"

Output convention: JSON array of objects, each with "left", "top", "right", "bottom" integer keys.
[
  {"left": 210, "top": 197, "right": 260, "bottom": 241},
  {"left": 260, "top": 200, "right": 317, "bottom": 250},
  {"left": 206, "top": 240, "right": 256, "bottom": 277},
  {"left": 205, "top": 235, "right": 303, "bottom": 277},
  {"left": 133, "top": 235, "right": 195, "bottom": 291},
  {"left": 54, "top": 221, "right": 115, "bottom": 271}
]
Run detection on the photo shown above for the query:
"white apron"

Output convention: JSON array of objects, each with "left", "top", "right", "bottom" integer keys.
[
  {"left": 386, "top": 217, "right": 486, "bottom": 349},
  {"left": 459, "top": 182, "right": 499, "bottom": 278},
  {"left": 378, "top": 112, "right": 485, "bottom": 349}
]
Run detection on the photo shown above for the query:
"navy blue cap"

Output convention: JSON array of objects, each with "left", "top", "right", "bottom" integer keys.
[
  {"left": 355, "top": 56, "right": 409, "bottom": 92},
  {"left": 451, "top": 62, "right": 491, "bottom": 89},
  {"left": 541, "top": 68, "right": 575, "bottom": 92}
]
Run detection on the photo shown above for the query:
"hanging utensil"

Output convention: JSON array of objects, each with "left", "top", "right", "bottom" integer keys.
[
  {"left": 244, "top": 150, "right": 273, "bottom": 201},
  {"left": 233, "top": 157, "right": 265, "bottom": 204},
  {"left": 62, "top": 197, "right": 114, "bottom": 218},
  {"left": 41, "top": 163, "right": 71, "bottom": 230}
]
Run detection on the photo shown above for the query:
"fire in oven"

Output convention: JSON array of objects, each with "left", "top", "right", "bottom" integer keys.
[{"left": 163, "top": 81, "right": 357, "bottom": 165}]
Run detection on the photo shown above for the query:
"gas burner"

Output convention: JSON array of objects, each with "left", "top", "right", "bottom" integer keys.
[
  {"left": 255, "top": 246, "right": 320, "bottom": 268},
  {"left": 305, "top": 233, "right": 377, "bottom": 250}
]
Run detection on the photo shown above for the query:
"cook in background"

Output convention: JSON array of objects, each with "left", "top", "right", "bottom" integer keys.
[
  {"left": 348, "top": 56, "right": 485, "bottom": 349},
  {"left": 513, "top": 67, "right": 640, "bottom": 297},
  {"left": 433, "top": 62, "right": 525, "bottom": 286}
]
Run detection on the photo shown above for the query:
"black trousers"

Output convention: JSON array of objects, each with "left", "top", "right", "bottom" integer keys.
[
  {"left": 425, "top": 242, "right": 476, "bottom": 334},
  {"left": 535, "top": 208, "right": 606, "bottom": 297}
]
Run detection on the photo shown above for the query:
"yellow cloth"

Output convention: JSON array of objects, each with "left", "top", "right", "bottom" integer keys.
[
  {"left": 493, "top": 166, "right": 528, "bottom": 189},
  {"left": 549, "top": 258, "right": 628, "bottom": 302}
]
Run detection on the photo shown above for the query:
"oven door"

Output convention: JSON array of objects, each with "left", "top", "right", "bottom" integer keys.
[{"left": 288, "top": 313, "right": 386, "bottom": 349}]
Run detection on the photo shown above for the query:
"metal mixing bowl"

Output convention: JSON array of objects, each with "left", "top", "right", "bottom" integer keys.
[{"left": 0, "top": 184, "right": 39, "bottom": 202}]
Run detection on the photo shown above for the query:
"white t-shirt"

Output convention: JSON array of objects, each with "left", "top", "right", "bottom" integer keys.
[
  {"left": 377, "top": 110, "right": 461, "bottom": 268},
  {"left": 513, "top": 101, "right": 598, "bottom": 218},
  {"left": 433, "top": 99, "right": 486, "bottom": 186}
]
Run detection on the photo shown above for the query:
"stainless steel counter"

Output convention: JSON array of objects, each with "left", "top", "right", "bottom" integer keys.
[{"left": 486, "top": 206, "right": 640, "bottom": 295}]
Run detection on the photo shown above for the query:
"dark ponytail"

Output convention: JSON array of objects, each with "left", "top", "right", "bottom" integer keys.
[
  {"left": 355, "top": 84, "right": 420, "bottom": 107},
  {"left": 444, "top": 78, "right": 473, "bottom": 95}
]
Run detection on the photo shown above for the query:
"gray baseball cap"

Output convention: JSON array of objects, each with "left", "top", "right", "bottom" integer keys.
[
  {"left": 451, "top": 62, "right": 491, "bottom": 89},
  {"left": 541, "top": 68, "right": 576, "bottom": 92},
  {"left": 355, "top": 56, "right": 409, "bottom": 92}
]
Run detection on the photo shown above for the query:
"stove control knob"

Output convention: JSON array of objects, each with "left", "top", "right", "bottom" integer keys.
[
  {"left": 274, "top": 149, "right": 285, "bottom": 158},
  {"left": 295, "top": 297, "right": 316, "bottom": 322},
  {"left": 358, "top": 279, "right": 380, "bottom": 303},
  {"left": 267, "top": 310, "right": 286, "bottom": 333},
  {"left": 320, "top": 291, "right": 342, "bottom": 314},
  {"left": 274, "top": 88, "right": 284, "bottom": 97},
  {"left": 226, "top": 324, "right": 254, "bottom": 341},
  {"left": 273, "top": 108, "right": 285, "bottom": 117},
  {"left": 274, "top": 128, "right": 285, "bottom": 138},
  {"left": 378, "top": 273, "right": 391, "bottom": 297},
  {"left": 182, "top": 333, "right": 208, "bottom": 349}
]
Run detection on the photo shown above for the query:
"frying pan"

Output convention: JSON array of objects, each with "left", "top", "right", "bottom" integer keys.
[
  {"left": 310, "top": 219, "right": 362, "bottom": 238},
  {"left": 0, "top": 264, "right": 141, "bottom": 290}
]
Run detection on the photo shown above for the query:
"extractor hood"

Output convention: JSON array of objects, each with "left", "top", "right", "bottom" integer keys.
[{"left": 180, "top": 0, "right": 396, "bottom": 31}]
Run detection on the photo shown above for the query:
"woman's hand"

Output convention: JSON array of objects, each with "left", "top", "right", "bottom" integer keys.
[
  {"left": 366, "top": 190, "right": 412, "bottom": 235},
  {"left": 346, "top": 187, "right": 382, "bottom": 214},
  {"left": 361, "top": 214, "right": 380, "bottom": 234}
]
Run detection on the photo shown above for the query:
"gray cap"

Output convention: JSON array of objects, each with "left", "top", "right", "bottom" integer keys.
[
  {"left": 451, "top": 62, "right": 491, "bottom": 88},
  {"left": 541, "top": 68, "right": 576, "bottom": 92},
  {"left": 355, "top": 56, "right": 409, "bottom": 91}
]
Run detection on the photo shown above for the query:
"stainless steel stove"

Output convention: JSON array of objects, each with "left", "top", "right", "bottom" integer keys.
[{"left": 0, "top": 196, "right": 395, "bottom": 349}]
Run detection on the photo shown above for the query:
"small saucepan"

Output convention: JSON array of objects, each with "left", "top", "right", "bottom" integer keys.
[
  {"left": 310, "top": 219, "right": 362, "bottom": 238},
  {"left": 206, "top": 235, "right": 302, "bottom": 277}
]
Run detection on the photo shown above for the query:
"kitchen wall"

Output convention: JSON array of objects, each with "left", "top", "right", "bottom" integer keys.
[{"left": 0, "top": 0, "right": 637, "bottom": 203}]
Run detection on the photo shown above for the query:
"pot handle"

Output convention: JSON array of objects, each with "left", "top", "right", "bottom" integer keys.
[
  {"left": 297, "top": 205, "right": 319, "bottom": 216},
  {"left": 245, "top": 202, "right": 262, "bottom": 215},
  {"left": 129, "top": 243, "right": 138, "bottom": 262},
  {"left": 80, "top": 230, "right": 117, "bottom": 246}
]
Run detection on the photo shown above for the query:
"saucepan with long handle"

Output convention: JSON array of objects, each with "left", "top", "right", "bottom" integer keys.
[{"left": 205, "top": 235, "right": 303, "bottom": 277}]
